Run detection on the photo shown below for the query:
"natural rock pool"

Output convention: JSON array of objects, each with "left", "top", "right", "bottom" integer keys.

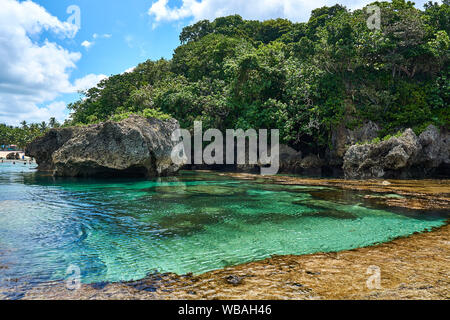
[{"left": 0, "top": 163, "right": 447, "bottom": 288}]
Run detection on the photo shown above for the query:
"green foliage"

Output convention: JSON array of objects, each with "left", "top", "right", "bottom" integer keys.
[
  {"left": 59, "top": 1, "right": 448, "bottom": 155},
  {"left": 109, "top": 108, "right": 171, "bottom": 122},
  {"left": 357, "top": 130, "right": 404, "bottom": 145}
]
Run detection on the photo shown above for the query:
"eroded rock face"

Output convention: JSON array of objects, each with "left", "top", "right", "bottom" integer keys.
[
  {"left": 26, "top": 116, "right": 183, "bottom": 177},
  {"left": 343, "top": 125, "right": 449, "bottom": 179},
  {"left": 417, "top": 125, "right": 450, "bottom": 169},
  {"left": 329, "top": 121, "right": 380, "bottom": 166},
  {"left": 25, "top": 127, "right": 82, "bottom": 170}
]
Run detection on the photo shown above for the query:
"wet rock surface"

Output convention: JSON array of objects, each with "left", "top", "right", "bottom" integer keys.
[
  {"left": 219, "top": 171, "right": 450, "bottom": 211},
  {"left": 26, "top": 115, "right": 183, "bottom": 177}
]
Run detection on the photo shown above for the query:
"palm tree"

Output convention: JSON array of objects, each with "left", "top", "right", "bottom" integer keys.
[
  {"left": 20, "top": 120, "right": 28, "bottom": 129},
  {"left": 39, "top": 121, "right": 48, "bottom": 131},
  {"left": 49, "top": 117, "right": 60, "bottom": 128}
]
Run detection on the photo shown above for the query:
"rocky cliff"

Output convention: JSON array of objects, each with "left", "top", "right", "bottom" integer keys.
[
  {"left": 26, "top": 115, "right": 183, "bottom": 177},
  {"left": 343, "top": 125, "right": 449, "bottom": 179}
]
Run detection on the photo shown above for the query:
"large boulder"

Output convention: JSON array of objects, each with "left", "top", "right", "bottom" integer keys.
[
  {"left": 26, "top": 115, "right": 184, "bottom": 177},
  {"left": 25, "top": 127, "right": 83, "bottom": 170},
  {"left": 343, "top": 126, "right": 449, "bottom": 179}
]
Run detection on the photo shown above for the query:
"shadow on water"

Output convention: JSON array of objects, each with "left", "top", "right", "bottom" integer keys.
[{"left": 306, "top": 188, "right": 449, "bottom": 221}]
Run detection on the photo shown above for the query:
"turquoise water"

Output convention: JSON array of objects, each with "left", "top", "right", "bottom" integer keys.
[{"left": 0, "top": 162, "right": 447, "bottom": 286}]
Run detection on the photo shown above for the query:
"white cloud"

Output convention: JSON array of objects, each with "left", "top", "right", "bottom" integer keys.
[
  {"left": 2, "top": 0, "right": 79, "bottom": 38},
  {"left": 81, "top": 40, "right": 93, "bottom": 49},
  {"left": 148, "top": 0, "right": 425, "bottom": 25},
  {"left": 0, "top": 0, "right": 105, "bottom": 125},
  {"left": 123, "top": 66, "right": 136, "bottom": 74},
  {"left": 93, "top": 33, "right": 112, "bottom": 39},
  {"left": 0, "top": 98, "right": 68, "bottom": 125},
  {"left": 148, "top": 0, "right": 331, "bottom": 24},
  {"left": 73, "top": 73, "right": 108, "bottom": 92},
  {"left": 83, "top": 33, "right": 112, "bottom": 50},
  {"left": 23, "top": 101, "right": 68, "bottom": 124}
]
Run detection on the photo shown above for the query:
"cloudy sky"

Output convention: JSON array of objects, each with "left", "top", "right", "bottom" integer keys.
[{"left": 0, "top": 0, "right": 433, "bottom": 125}]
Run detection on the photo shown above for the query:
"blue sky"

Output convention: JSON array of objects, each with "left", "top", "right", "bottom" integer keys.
[
  {"left": 37, "top": 0, "right": 184, "bottom": 77},
  {"left": 0, "top": 0, "right": 434, "bottom": 125}
]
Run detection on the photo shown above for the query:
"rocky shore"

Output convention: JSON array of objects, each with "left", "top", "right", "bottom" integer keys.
[
  {"left": 6, "top": 215, "right": 448, "bottom": 301},
  {"left": 188, "top": 124, "right": 449, "bottom": 179},
  {"left": 344, "top": 125, "right": 449, "bottom": 179},
  {"left": 25, "top": 114, "right": 448, "bottom": 180}
]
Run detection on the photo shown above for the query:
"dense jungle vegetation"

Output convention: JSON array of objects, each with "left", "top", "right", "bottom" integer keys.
[{"left": 3, "top": 0, "right": 449, "bottom": 153}]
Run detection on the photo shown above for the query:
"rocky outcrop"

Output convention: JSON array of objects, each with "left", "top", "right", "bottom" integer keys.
[
  {"left": 26, "top": 115, "right": 184, "bottom": 177},
  {"left": 278, "top": 144, "right": 302, "bottom": 173},
  {"left": 25, "top": 127, "right": 83, "bottom": 170},
  {"left": 298, "top": 154, "right": 325, "bottom": 176},
  {"left": 328, "top": 121, "right": 380, "bottom": 166},
  {"left": 343, "top": 125, "right": 449, "bottom": 179},
  {"left": 416, "top": 125, "right": 450, "bottom": 169}
]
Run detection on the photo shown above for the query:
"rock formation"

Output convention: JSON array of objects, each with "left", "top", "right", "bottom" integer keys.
[
  {"left": 328, "top": 121, "right": 380, "bottom": 166},
  {"left": 26, "top": 115, "right": 184, "bottom": 177},
  {"left": 343, "top": 125, "right": 449, "bottom": 179},
  {"left": 278, "top": 144, "right": 303, "bottom": 173}
]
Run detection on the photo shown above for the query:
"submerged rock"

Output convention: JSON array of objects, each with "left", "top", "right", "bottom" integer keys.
[
  {"left": 225, "top": 275, "right": 244, "bottom": 285},
  {"left": 343, "top": 126, "right": 449, "bottom": 179},
  {"left": 26, "top": 115, "right": 184, "bottom": 177}
]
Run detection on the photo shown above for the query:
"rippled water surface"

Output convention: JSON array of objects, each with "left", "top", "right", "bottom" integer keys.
[{"left": 0, "top": 163, "right": 447, "bottom": 286}]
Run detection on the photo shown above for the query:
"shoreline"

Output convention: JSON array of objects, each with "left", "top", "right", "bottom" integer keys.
[
  {"left": 0, "top": 173, "right": 447, "bottom": 300},
  {"left": 0, "top": 151, "right": 33, "bottom": 163},
  {"left": 5, "top": 222, "right": 447, "bottom": 300}
]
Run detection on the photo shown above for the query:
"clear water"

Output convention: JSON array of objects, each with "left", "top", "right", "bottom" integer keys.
[{"left": 0, "top": 163, "right": 447, "bottom": 286}]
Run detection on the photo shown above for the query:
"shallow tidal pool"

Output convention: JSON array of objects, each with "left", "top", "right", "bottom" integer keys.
[{"left": 0, "top": 163, "right": 447, "bottom": 287}]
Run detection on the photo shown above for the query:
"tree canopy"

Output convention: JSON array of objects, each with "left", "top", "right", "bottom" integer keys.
[{"left": 61, "top": 0, "right": 449, "bottom": 155}]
